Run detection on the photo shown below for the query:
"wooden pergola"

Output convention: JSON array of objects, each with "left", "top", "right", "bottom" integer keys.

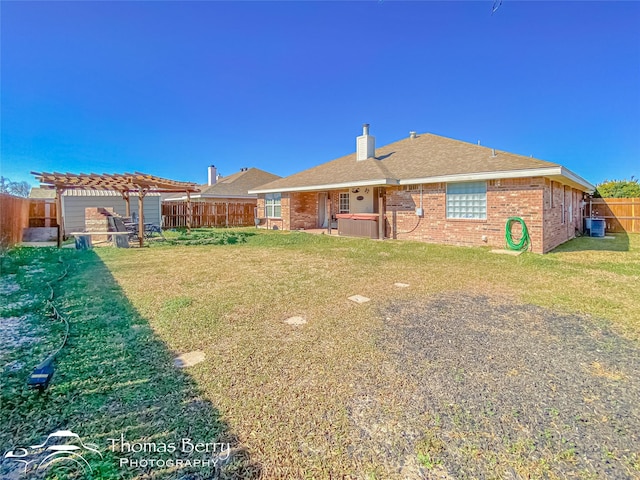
[{"left": 31, "top": 171, "right": 200, "bottom": 247}]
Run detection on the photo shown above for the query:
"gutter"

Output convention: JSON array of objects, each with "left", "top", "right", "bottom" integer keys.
[
  {"left": 163, "top": 194, "right": 257, "bottom": 201},
  {"left": 251, "top": 168, "right": 594, "bottom": 195},
  {"left": 401, "top": 167, "right": 594, "bottom": 191},
  {"left": 249, "top": 178, "right": 398, "bottom": 195}
]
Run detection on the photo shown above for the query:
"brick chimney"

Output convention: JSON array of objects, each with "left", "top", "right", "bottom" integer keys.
[
  {"left": 208, "top": 165, "right": 217, "bottom": 186},
  {"left": 356, "top": 124, "right": 375, "bottom": 161}
]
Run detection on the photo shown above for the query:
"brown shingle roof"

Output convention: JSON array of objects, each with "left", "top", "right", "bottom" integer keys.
[
  {"left": 166, "top": 168, "right": 281, "bottom": 200},
  {"left": 29, "top": 187, "right": 56, "bottom": 199},
  {"left": 251, "top": 132, "right": 592, "bottom": 192}
]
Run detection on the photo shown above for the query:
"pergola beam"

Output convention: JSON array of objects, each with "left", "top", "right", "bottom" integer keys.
[{"left": 32, "top": 171, "right": 200, "bottom": 248}]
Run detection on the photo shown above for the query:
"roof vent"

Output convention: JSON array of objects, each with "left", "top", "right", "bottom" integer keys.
[
  {"left": 409, "top": 131, "right": 417, "bottom": 139},
  {"left": 356, "top": 123, "right": 375, "bottom": 161},
  {"left": 491, "top": 148, "right": 497, "bottom": 157}
]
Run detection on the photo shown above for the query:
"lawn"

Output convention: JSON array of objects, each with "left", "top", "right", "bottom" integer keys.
[{"left": 1, "top": 230, "right": 639, "bottom": 479}]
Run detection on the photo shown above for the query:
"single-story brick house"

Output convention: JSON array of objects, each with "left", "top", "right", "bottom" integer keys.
[
  {"left": 164, "top": 166, "right": 281, "bottom": 204},
  {"left": 249, "top": 125, "right": 594, "bottom": 253}
]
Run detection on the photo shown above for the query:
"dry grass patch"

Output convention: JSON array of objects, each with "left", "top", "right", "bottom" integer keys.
[
  {"left": 86, "top": 230, "right": 640, "bottom": 478},
  {"left": 3, "top": 229, "right": 640, "bottom": 479}
]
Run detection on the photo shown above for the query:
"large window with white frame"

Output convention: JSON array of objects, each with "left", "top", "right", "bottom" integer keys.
[
  {"left": 339, "top": 193, "right": 350, "bottom": 213},
  {"left": 446, "top": 181, "right": 487, "bottom": 219},
  {"left": 265, "top": 193, "right": 281, "bottom": 218}
]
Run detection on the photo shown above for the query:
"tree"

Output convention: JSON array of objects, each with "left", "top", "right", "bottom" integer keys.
[
  {"left": 594, "top": 177, "right": 640, "bottom": 198},
  {"left": 0, "top": 176, "right": 32, "bottom": 197}
]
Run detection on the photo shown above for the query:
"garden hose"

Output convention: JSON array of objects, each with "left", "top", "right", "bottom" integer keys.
[
  {"left": 27, "top": 256, "right": 70, "bottom": 390},
  {"left": 505, "top": 217, "right": 530, "bottom": 251}
]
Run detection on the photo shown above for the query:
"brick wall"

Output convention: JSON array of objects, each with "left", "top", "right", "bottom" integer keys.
[
  {"left": 255, "top": 194, "right": 288, "bottom": 230},
  {"left": 84, "top": 207, "right": 115, "bottom": 242},
  {"left": 385, "top": 178, "right": 546, "bottom": 252},
  {"left": 542, "top": 180, "right": 584, "bottom": 253},
  {"left": 259, "top": 178, "right": 585, "bottom": 253},
  {"left": 289, "top": 192, "right": 319, "bottom": 229},
  {"left": 257, "top": 192, "right": 341, "bottom": 230}
]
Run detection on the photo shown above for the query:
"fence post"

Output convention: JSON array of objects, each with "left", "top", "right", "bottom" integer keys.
[{"left": 186, "top": 191, "right": 192, "bottom": 234}]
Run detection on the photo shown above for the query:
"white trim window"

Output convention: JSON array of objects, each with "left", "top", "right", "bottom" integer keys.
[
  {"left": 265, "top": 193, "right": 281, "bottom": 218},
  {"left": 339, "top": 193, "right": 350, "bottom": 213},
  {"left": 446, "top": 181, "right": 487, "bottom": 219}
]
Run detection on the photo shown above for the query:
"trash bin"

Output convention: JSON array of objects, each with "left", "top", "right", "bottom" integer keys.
[{"left": 590, "top": 218, "right": 605, "bottom": 237}]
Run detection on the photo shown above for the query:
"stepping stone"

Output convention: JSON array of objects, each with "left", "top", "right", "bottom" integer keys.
[
  {"left": 174, "top": 351, "right": 205, "bottom": 368},
  {"left": 284, "top": 316, "right": 307, "bottom": 326},
  {"left": 348, "top": 295, "right": 371, "bottom": 304},
  {"left": 490, "top": 249, "right": 523, "bottom": 256},
  {"left": 394, "top": 283, "right": 410, "bottom": 288}
]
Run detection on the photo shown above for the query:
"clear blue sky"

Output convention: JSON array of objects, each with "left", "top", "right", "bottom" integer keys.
[{"left": 2, "top": 1, "right": 639, "bottom": 187}]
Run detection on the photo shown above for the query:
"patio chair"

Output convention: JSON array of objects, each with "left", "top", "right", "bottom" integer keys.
[{"left": 144, "top": 224, "right": 165, "bottom": 240}]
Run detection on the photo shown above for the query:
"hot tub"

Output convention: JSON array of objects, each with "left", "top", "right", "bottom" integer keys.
[{"left": 336, "top": 213, "right": 379, "bottom": 239}]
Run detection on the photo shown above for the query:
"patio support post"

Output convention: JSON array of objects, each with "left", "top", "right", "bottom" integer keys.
[
  {"left": 138, "top": 190, "right": 146, "bottom": 247},
  {"left": 326, "top": 193, "right": 331, "bottom": 235},
  {"left": 55, "top": 187, "right": 64, "bottom": 248},
  {"left": 186, "top": 191, "right": 192, "bottom": 234},
  {"left": 378, "top": 189, "right": 385, "bottom": 240}
]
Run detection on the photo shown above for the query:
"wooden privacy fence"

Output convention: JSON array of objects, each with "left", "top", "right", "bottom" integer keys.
[
  {"left": 587, "top": 198, "right": 640, "bottom": 233},
  {"left": 0, "top": 193, "right": 30, "bottom": 248},
  {"left": 29, "top": 199, "right": 58, "bottom": 227},
  {"left": 162, "top": 202, "right": 255, "bottom": 228}
]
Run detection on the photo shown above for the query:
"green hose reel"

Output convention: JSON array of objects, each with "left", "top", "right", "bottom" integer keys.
[{"left": 505, "top": 217, "right": 530, "bottom": 251}]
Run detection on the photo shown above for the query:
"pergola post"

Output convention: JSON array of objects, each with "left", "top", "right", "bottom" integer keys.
[
  {"left": 123, "top": 191, "right": 131, "bottom": 217},
  {"left": 55, "top": 187, "right": 65, "bottom": 248},
  {"left": 186, "top": 191, "right": 192, "bottom": 234},
  {"left": 138, "top": 190, "right": 146, "bottom": 247},
  {"left": 31, "top": 171, "right": 199, "bottom": 248}
]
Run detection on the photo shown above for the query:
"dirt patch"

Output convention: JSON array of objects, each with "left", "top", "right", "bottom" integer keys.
[
  {"left": 0, "top": 275, "right": 20, "bottom": 295},
  {"left": 348, "top": 293, "right": 640, "bottom": 479},
  {"left": 0, "top": 316, "right": 40, "bottom": 362}
]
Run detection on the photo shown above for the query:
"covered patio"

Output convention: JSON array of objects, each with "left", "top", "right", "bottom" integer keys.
[{"left": 31, "top": 171, "right": 199, "bottom": 247}]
